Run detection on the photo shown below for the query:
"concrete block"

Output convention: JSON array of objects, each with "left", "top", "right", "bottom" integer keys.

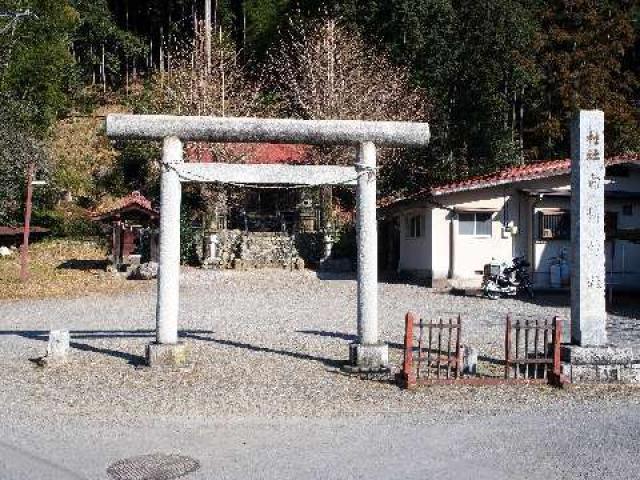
[
  {"left": 561, "top": 345, "right": 633, "bottom": 365},
  {"left": 47, "top": 330, "right": 70, "bottom": 359},
  {"left": 349, "top": 342, "right": 388, "bottom": 370},
  {"left": 463, "top": 346, "right": 478, "bottom": 375},
  {"left": 34, "top": 330, "right": 70, "bottom": 366},
  {"left": 146, "top": 342, "right": 191, "bottom": 368},
  {"left": 563, "top": 363, "right": 640, "bottom": 384},
  {"left": 569, "top": 364, "right": 621, "bottom": 383},
  {"left": 619, "top": 364, "right": 640, "bottom": 384}
]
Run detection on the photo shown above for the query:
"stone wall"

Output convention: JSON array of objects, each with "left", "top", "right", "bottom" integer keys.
[
  {"left": 561, "top": 345, "right": 640, "bottom": 383},
  {"left": 203, "top": 230, "right": 304, "bottom": 270}
]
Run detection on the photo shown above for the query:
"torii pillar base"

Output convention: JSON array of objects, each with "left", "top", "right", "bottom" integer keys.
[
  {"left": 347, "top": 343, "right": 389, "bottom": 372},
  {"left": 146, "top": 342, "right": 191, "bottom": 369}
]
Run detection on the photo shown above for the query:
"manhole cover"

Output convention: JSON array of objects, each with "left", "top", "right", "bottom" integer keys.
[{"left": 107, "top": 453, "right": 200, "bottom": 480}]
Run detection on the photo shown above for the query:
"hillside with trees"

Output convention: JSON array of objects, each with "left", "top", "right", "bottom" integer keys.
[{"left": 1, "top": 0, "right": 639, "bottom": 226}]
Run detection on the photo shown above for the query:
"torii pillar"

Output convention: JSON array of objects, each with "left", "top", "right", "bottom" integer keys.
[
  {"left": 106, "top": 115, "right": 430, "bottom": 370},
  {"left": 349, "top": 142, "right": 388, "bottom": 369}
]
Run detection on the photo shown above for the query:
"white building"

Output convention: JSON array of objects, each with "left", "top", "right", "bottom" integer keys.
[{"left": 383, "top": 154, "right": 640, "bottom": 289}]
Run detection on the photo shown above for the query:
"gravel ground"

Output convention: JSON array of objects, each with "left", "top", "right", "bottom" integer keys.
[{"left": 1, "top": 268, "right": 640, "bottom": 424}]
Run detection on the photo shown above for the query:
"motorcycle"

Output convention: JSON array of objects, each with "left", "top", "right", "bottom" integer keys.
[{"left": 482, "top": 256, "right": 534, "bottom": 300}]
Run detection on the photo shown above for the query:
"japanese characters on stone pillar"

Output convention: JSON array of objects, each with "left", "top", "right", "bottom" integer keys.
[{"left": 570, "top": 110, "right": 607, "bottom": 346}]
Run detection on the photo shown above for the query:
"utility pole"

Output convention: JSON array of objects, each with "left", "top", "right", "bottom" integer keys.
[
  {"left": 205, "top": 0, "right": 212, "bottom": 73},
  {"left": 20, "top": 162, "right": 35, "bottom": 282}
]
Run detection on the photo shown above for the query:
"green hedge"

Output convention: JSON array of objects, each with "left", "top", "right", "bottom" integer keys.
[{"left": 32, "top": 209, "right": 100, "bottom": 238}]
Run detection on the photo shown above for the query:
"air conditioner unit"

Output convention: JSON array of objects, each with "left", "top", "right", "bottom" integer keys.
[{"left": 542, "top": 228, "right": 553, "bottom": 239}]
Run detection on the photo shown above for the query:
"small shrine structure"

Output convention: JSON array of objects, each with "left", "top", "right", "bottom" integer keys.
[{"left": 93, "top": 191, "right": 159, "bottom": 270}]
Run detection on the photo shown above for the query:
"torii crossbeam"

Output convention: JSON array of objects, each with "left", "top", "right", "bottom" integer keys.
[{"left": 106, "top": 114, "right": 430, "bottom": 370}]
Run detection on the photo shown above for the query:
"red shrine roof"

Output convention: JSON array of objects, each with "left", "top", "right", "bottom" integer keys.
[
  {"left": 92, "top": 191, "right": 158, "bottom": 220},
  {"left": 383, "top": 153, "right": 640, "bottom": 208},
  {"left": 185, "top": 143, "right": 312, "bottom": 164}
]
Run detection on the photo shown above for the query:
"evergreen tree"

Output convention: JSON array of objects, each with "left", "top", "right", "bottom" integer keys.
[
  {"left": 1, "top": 0, "right": 77, "bottom": 133},
  {"left": 530, "top": 0, "right": 639, "bottom": 158},
  {"left": 71, "top": 0, "right": 146, "bottom": 89}
]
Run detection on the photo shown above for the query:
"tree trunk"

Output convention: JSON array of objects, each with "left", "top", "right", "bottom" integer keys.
[
  {"left": 90, "top": 45, "right": 95, "bottom": 85},
  {"left": 220, "top": 26, "right": 225, "bottom": 116},
  {"left": 519, "top": 86, "right": 525, "bottom": 161},
  {"left": 205, "top": 0, "right": 212, "bottom": 73},
  {"left": 102, "top": 43, "right": 106, "bottom": 93},
  {"left": 160, "top": 27, "right": 165, "bottom": 74}
]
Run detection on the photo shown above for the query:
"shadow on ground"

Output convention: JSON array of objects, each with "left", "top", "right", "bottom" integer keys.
[
  {"left": 185, "top": 331, "right": 346, "bottom": 369},
  {"left": 0, "top": 329, "right": 354, "bottom": 369},
  {"left": 0, "top": 329, "right": 213, "bottom": 367},
  {"left": 1, "top": 327, "right": 512, "bottom": 370},
  {"left": 56, "top": 259, "right": 110, "bottom": 271}
]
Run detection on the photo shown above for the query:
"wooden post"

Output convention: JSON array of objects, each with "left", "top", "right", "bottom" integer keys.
[
  {"left": 446, "top": 317, "right": 453, "bottom": 379},
  {"left": 504, "top": 314, "right": 512, "bottom": 379},
  {"left": 456, "top": 314, "right": 462, "bottom": 378},
  {"left": 111, "top": 221, "right": 119, "bottom": 268},
  {"left": 402, "top": 311, "right": 417, "bottom": 388},
  {"left": 20, "top": 162, "right": 35, "bottom": 282},
  {"left": 553, "top": 316, "right": 562, "bottom": 377}
]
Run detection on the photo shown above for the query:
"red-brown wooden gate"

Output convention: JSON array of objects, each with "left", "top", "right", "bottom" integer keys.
[{"left": 399, "top": 312, "right": 567, "bottom": 389}]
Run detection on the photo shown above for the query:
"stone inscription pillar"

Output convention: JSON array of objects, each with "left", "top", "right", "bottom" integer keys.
[
  {"left": 156, "top": 136, "right": 183, "bottom": 345},
  {"left": 570, "top": 110, "right": 607, "bottom": 346},
  {"left": 350, "top": 142, "right": 388, "bottom": 369}
]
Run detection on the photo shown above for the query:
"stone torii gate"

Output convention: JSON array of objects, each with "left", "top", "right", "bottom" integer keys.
[{"left": 106, "top": 115, "right": 430, "bottom": 370}]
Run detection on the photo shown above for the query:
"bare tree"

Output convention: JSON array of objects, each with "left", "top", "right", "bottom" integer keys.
[
  {"left": 264, "top": 17, "right": 430, "bottom": 165},
  {"left": 143, "top": 27, "right": 276, "bottom": 214},
  {"left": 0, "top": 118, "right": 47, "bottom": 224},
  {"left": 148, "top": 27, "right": 265, "bottom": 120}
]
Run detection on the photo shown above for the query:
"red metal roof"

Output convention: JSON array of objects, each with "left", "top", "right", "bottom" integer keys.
[
  {"left": 185, "top": 143, "right": 312, "bottom": 164},
  {"left": 423, "top": 153, "right": 640, "bottom": 198},
  {"left": 380, "top": 153, "right": 640, "bottom": 209}
]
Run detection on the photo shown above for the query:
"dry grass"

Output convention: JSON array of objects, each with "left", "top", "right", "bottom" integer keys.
[
  {"left": 50, "top": 104, "right": 128, "bottom": 197},
  {"left": 0, "top": 239, "right": 150, "bottom": 301}
]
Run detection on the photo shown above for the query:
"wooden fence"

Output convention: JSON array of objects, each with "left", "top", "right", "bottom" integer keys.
[{"left": 399, "top": 312, "right": 567, "bottom": 389}]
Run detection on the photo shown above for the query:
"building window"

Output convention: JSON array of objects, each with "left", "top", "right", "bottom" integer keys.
[
  {"left": 605, "top": 165, "right": 629, "bottom": 178},
  {"left": 458, "top": 212, "right": 492, "bottom": 236},
  {"left": 408, "top": 215, "right": 422, "bottom": 238},
  {"left": 605, "top": 211, "right": 618, "bottom": 238},
  {"left": 623, "top": 204, "right": 633, "bottom": 216},
  {"left": 538, "top": 211, "right": 570, "bottom": 240}
]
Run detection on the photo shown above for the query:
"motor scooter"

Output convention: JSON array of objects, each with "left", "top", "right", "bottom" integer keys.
[{"left": 482, "top": 256, "right": 534, "bottom": 300}]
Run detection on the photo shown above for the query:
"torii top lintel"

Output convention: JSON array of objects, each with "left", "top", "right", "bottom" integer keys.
[{"left": 106, "top": 114, "right": 430, "bottom": 147}]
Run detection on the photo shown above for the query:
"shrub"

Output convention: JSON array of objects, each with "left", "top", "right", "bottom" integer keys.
[{"left": 32, "top": 207, "right": 100, "bottom": 238}]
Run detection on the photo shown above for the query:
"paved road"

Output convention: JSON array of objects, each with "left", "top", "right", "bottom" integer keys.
[{"left": 1, "top": 405, "right": 638, "bottom": 480}]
